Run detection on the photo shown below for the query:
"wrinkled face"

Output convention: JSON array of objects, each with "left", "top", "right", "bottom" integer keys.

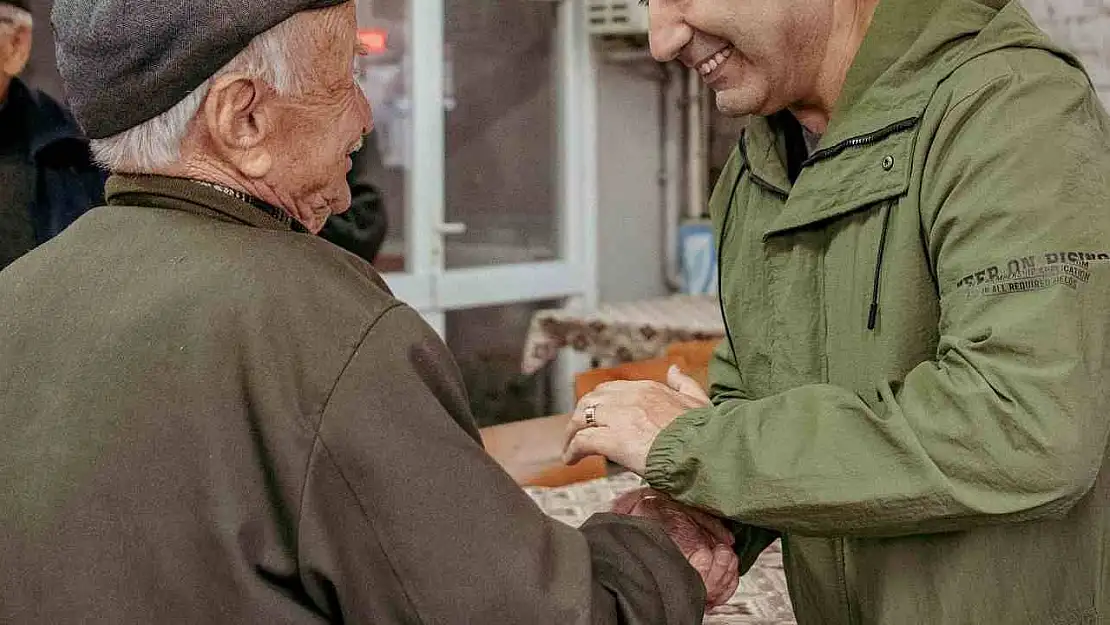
[
  {"left": 647, "top": 0, "right": 833, "bottom": 117},
  {"left": 266, "top": 2, "right": 372, "bottom": 229}
]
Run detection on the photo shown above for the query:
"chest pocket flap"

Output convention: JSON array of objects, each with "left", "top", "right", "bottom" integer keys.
[{"left": 763, "top": 124, "right": 918, "bottom": 240}]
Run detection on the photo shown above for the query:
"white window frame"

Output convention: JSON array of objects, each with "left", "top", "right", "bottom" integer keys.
[{"left": 381, "top": 0, "right": 599, "bottom": 337}]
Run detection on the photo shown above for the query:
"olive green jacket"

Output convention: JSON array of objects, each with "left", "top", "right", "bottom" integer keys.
[{"left": 645, "top": 0, "right": 1110, "bottom": 623}]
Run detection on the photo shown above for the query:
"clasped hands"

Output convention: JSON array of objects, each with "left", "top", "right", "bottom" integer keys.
[
  {"left": 563, "top": 367, "right": 739, "bottom": 607},
  {"left": 612, "top": 487, "right": 741, "bottom": 608}
]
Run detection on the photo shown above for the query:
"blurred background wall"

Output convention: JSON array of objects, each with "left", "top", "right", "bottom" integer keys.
[{"left": 1025, "top": 0, "right": 1109, "bottom": 105}]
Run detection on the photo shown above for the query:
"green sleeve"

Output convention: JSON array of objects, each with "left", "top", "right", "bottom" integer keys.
[
  {"left": 707, "top": 336, "right": 754, "bottom": 404},
  {"left": 647, "top": 66, "right": 1110, "bottom": 537},
  {"left": 709, "top": 339, "right": 783, "bottom": 567}
]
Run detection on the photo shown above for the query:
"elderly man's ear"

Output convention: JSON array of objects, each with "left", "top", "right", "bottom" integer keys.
[
  {"left": 201, "top": 75, "right": 275, "bottom": 179},
  {"left": 1, "top": 23, "right": 32, "bottom": 77}
]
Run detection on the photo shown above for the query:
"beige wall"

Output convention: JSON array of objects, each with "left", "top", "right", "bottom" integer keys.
[
  {"left": 596, "top": 61, "right": 670, "bottom": 304},
  {"left": 1024, "top": 0, "right": 1110, "bottom": 105}
]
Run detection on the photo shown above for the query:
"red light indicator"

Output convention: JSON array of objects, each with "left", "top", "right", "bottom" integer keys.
[{"left": 358, "top": 29, "right": 389, "bottom": 54}]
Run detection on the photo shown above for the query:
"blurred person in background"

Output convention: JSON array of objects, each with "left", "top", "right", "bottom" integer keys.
[
  {"left": 0, "top": 0, "right": 735, "bottom": 622},
  {"left": 564, "top": 0, "right": 1110, "bottom": 623},
  {"left": 319, "top": 141, "right": 388, "bottom": 264},
  {"left": 0, "top": 0, "right": 101, "bottom": 271}
]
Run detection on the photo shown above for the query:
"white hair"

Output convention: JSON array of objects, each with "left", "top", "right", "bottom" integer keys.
[
  {"left": 90, "top": 14, "right": 311, "bottom": 173},
  {"left": 0, "top": 4, "right": 33, "bottom": 30}
]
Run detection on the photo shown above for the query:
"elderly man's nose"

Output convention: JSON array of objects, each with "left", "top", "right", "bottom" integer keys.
[{"left": 649, "top": 5, "right": 693, "bottom": 63}]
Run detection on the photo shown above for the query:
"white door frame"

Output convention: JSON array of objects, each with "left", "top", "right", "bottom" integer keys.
[{"left": 381, "top": 0, "right": 599, "bottom": 336}]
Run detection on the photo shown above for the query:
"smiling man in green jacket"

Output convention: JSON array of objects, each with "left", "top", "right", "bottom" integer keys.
[{"left": 564, "top": 0, "right": 1110, "bottom": 623}]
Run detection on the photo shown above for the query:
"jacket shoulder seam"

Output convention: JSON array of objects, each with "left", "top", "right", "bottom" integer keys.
[
  {"left": 939, "top": 48, "right": 1090, "bottom": 117},
  {"left": 941, "top": 70, "right": 1015, "bottom": 120},
  {"left": 311, "top": 301, "right": 405, "bottom": 434},
  {"left": 293, "top": 302, "right": 429, "bottom": 623},
  {"left": 301, "top": 299, "right": 405, "bottom": 441}
]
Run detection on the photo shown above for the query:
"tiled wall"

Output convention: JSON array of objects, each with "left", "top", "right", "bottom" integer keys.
[{"left": 1024, "top": 0, "right": 1110, "bottom": 105}]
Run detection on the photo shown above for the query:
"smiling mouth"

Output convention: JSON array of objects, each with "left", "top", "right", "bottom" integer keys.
[{"left": 696, "top": 46, "right": 734, "bottom": 77}]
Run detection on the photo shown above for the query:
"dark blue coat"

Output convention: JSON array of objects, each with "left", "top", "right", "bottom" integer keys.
[{"left": 10, "top": 78, "right": 105, "bottom": 244}]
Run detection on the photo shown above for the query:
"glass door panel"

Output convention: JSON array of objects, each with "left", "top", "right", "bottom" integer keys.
[
  {"left": 355, "top": 0, "right": 411, "bottom": 273},
  {"left": 442, "top": 0, "right": 562, "bottom": 269}
]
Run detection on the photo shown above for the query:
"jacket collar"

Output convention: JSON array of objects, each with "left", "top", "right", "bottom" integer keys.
[
  {"left": 105, "top": 174, "right": 302, "bottom": 233},
  {"left": 819, "top": 0, "right": 977, "bottom": 148},
  {"left": 742, "top": 0, "right": 1060, "bottom": 192}
]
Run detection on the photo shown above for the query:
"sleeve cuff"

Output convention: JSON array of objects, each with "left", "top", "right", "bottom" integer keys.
[{"left": 644, "top": 407, "right": 715, "bottom": 494}]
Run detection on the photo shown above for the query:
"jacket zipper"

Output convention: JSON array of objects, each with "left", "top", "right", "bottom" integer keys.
[
  {"left": 716, "top": 118, "right": 918, "bottom": 625},
  {"left": 835, "top": 538, "right": 857, "bottom": 625},
  {"left": 801, "top": 117, "right": 920, "bottom": 168}
]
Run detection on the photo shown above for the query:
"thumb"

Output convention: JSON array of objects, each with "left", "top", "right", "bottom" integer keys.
[{"left": 667, "top": 365, "right": 710, "bottom": 404}]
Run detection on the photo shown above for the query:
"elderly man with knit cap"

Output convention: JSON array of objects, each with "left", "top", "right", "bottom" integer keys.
[
  {"left": 0, "top": 0, "right": 102, "bottom": 270},
  {"left": 0, "top": 1, "right": 736, "bottom": 623}
]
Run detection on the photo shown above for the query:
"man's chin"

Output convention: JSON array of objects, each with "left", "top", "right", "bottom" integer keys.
[
  {"left": 331, "top": 189, "right": 353, "bottom": 215},
  {"left": 302, "top": 214, "right": 331, "bottom": 234},
  {"left": 314, "top": 184, "right": 352, "bottom": 217},
  {"left": 714, "top": 87, "right": 769, "bottom": 118},
  {"left": 302, "top": 196, "right": 344, "bottom": 234}
]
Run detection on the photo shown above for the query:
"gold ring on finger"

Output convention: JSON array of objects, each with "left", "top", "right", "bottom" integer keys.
[{"left": 584, "top": 403, "right": 599, "bottom": 428}]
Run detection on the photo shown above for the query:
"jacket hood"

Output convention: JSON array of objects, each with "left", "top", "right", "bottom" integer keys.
[{"left": 820, "top": 0, "right": 1082, "bottom": 148}]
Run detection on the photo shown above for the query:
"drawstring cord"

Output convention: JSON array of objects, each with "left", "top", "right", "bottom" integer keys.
[
  {"left": 724, "top": 135, "right": 894, "bottom": 338},
  {"left": 717, "top": 165, "right": 745, "bottom": 363},
  {"left": 867, "top": 203, "right": 894, "bottom": 331}
]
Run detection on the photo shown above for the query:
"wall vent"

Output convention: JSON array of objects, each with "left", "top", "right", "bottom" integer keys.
[{"left": 586, "top": 0, "right": 649, "bottom": 35}]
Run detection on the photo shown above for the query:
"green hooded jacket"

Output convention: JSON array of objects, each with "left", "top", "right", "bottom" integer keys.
[{"left": 644, "top": 0, "right": 1110, "bottom": 623}]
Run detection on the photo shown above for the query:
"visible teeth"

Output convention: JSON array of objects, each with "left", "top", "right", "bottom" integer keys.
[{"left": 698, "top": 47, "right": 732, "bottom": 76}]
